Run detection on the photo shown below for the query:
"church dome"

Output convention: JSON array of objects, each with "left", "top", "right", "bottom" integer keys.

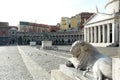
[
  {"left": 9, "top": 28, "right": 17, "bottom": 31},
  {"left": 105, "top": 0, "right": 120, "bottom": 14}
]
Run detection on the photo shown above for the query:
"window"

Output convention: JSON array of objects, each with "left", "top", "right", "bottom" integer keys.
[{"left": 12, "top": 31, "right": 14, "bottom": 34}]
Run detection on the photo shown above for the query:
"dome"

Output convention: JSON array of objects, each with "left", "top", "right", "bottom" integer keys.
[
  {"left": 9, "top": 28, "right": 17, "bottom": 31},
  {"left": 109, "top": 0, "right": 115, "bottom": 1},
  {"left": 105, "top": 0, "right": 120, "bottom": 14}
]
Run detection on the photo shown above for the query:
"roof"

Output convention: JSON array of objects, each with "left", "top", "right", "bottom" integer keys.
[
  {"left": 84, "top": 13, "right": 113, "bottom": 25},
  {"left": 20, "top": 21, "right": 49, "bottom": 28},
  {"left": 9, "top": 27, "right": 17, "bottom": 30}
]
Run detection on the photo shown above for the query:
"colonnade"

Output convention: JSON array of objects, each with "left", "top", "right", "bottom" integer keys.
[{"left": 84, "top": 23, "right": 116, "bottom": 43}]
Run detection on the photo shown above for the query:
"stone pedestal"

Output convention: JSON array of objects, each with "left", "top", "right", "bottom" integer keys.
[
  {"left": 30, "top": 41, "right": 36, "bottom": 46},
  {"left": 118, "top": 47, "right": 120, "bottom": 58},
  {"left": 51, "top": 59, "right": 120, "bottom": 80},
  {"left": 112, "top": 58, "right": 120, "bottom": 80},
  {"left": 51, "top": 65, "right": 93, "bottom": 80},
  {"left": 41, "top": 41, "right": 52, "bottom": 49},
  {"left": 51, "top": 70, "right": 73, "bottom": 80}
]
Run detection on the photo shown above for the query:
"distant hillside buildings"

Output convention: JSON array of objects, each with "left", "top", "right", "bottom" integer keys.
[{"left": 60, "top": 12, "right": 94, "bottom": 31}]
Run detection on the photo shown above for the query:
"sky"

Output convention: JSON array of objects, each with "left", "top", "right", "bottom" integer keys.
[{"left": 0, "top": 0, "right": 108, "bottom": 26}]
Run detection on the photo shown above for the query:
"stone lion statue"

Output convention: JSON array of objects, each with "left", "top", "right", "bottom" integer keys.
[{"left": 65, "top": 41, "right": 112, "bottom": 80}]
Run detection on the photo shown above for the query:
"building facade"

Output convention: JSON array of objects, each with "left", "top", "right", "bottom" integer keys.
[
  {"left": 60, "top": 12, "right": 94, "bottom": 31},
  {"left": 19, "top": 21, "right": 59, "bottom": 32},
  {"left": 48, "top": 25, "right": 60, "bottom": 32},
  {"left": 84, "top": 0, "right": 120, "bottom": 47},
  {"left": 0, "top": 21, "right": 82, "bottom": 46},
  {"left": 60, "top": 17, "right": 70, "bottom": 30},
  {"left": 70, "top": 16, "right": 78, "bottom": 29},
  {"left": 17, "top": 31, "right": 83, "bottom": 45},
  {"left": 77, "top": 12, "right": 94, "bottom": 30},
  {"left": 0, "top": 22, "right": 18, "bottom": 45},
  {"left": 19, "top": 21, "right": 49, "bottom": 32}
]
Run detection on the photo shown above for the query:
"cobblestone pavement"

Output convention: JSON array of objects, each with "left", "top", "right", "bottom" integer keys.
[
  {"left": 18, "top": 46, "right": 71, "bottom": 75},
  {"left": 0, "top": 46, "right": 33, "bottom": 80},
  {"left": 0, "top": 45, "right": 118, "bottom": 80},
  {"left": 0, "top": 45, "right": 72, "bottom": 80},
  {"left": 36, "top": 45, "right": 119, "bottom": 57},
  {"left": 18, "top": 46, "right": 50, "bottom": 80},
  {"left": 54, "top": 45, "right": 118, "bottom": 57}
]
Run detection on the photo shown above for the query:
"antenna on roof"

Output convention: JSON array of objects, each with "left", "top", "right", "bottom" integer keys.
[
  {"left": 35, "top": 20, "right": 37, "bottom": 23},
  {"left": 84, "top": 18, "right": 87, "bottom": 23},
  {"left": 96, "top": 5, "right": 99, "bottom": 13}
]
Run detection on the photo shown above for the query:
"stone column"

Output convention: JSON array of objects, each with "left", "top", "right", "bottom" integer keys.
[
  {"left": 86, "top": 28, "right": 88, "bottom": 42},
  {"left": 98, "top": 25, "right": 101, "bottom": 43},
  {"left": 112, "top": 23, "right": 115, "bottom": 43},
  {"left": 89, "top": 27, "right": 91, "bottom": 42},
  {"left": 91, "top": 27, "right": 93, "bottom": 43},
  {"left": 87, "top": 28, "right": 89, "bottom": 42},
  {"left": 119, "top": 23, "right": 120, "bottom": 47},
  {"left": 115, "top": 24, "right": 119, "bottom": 42},
  {"left": 107, "top": 24, "right": 110, "bottom": 43},
  {"left": 94, "top": 27, "right": 97, "bottom": 43},
  {"left": 84, "top": 28, "right": 86, "bottom": 42},
  {"left": 92, "top": 27, "right": 94, "bottom": 43},
  {"left": 102, "top": 25, "right": 105, "bottom": 43}
]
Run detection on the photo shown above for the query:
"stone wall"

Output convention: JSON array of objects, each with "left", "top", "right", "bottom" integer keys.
[{"left": 112, "top": 58, "right": 120, "bottom": 80}]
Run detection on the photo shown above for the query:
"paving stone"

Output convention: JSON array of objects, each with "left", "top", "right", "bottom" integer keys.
[
  {"left": 18, "top": 46, "right": 69, "bottom": 76},
  {"left": 51, "top": 70, "right": 73, "bottom": 80},
  {"left": 18, "top": 46, "right": 50, "bottom": 80},
  {"left": 0, "top": 46, "right": 33, "bottom": 80}
]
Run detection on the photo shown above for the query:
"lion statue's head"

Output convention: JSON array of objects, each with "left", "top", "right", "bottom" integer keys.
[
  {"left": 66, "top": 41, "right": 104, "bottom": 70},
  {"left": 70, "top": 41, "right": 100, "bottom": 59}
]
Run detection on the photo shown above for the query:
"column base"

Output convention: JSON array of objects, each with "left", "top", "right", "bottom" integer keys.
[{"left": 90, "top": 43, "right": 117, "bottom": 47}]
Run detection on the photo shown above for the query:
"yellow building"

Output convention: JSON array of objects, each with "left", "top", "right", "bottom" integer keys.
[
  {"left": 60, "top": 17, "right": 70, "bottom": 30},
  {"left": 70, "top": 15, "right": 78, "bottom": 29},
  {"left": 60, "top": 12, "right": 93, "bottom": 31}
]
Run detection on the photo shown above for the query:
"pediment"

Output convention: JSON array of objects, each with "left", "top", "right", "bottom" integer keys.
[{"left": 85, "top": 13, "right": 113, "bottom": 25}]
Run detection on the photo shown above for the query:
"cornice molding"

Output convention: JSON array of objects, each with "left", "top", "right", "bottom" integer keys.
[{"left": 105, "top": 0, "right": 120, "bottom": 9}]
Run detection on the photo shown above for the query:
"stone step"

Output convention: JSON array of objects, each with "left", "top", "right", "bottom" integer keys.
[
  {"left": 51, "top": 64, "right": 93, "bottom": 80},
  {"left": 51, "top": 70, "right": 73, "bottom": 80},
  {"left": 17, "top": 46, "right": 50, "bottom": 80},
  {"left": 51, "top": 58, "right": 120, "bottom": 80},
  {"left": 90, "top": 43, "right": 113, "bottom": 47}
]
